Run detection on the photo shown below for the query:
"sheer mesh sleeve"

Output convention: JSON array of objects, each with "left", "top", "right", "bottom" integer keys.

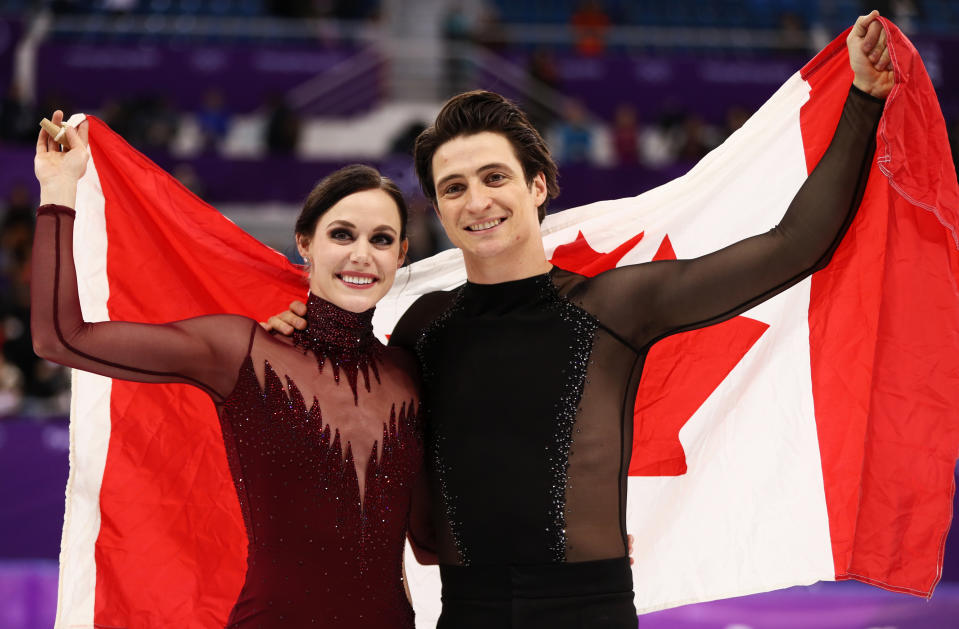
[
  {"left": 31, "top": 204, "right": 255, "bottom": 402},
  {"left": 575, "top": 86, "right": 885, "bottom": 349}
]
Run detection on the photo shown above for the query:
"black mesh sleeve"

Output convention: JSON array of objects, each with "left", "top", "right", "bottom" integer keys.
[{"left": 576, "top": 85, "right": 885, "bottom": 349}]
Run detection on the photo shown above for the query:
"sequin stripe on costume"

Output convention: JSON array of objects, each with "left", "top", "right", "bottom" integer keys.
[
  {"left": 544, "top": 287, "right": 599, "bottom": 561},
  {"left": 415, "top": 288, "right": 470, "bottom": 565},
  {"left": 218, "top": 356, "right": 259, "bottom": 545},
  {"left": 360, "top": 400, "right": 422, "bottom": 575},
  {"left": 292, "top": 293, "right": 384, "bottom": 405},
  {"left": 260, "top": 363, "right": 367, "bottom": 537}
]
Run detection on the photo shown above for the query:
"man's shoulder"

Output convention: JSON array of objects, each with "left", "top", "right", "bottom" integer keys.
[
  {"left": 550, "top": 265, "right": 592, "bottom": 299},
  {"left": 389, "top": 289, "right": 460, "bottom": 349},
  {"left": 407, "top": 289, "right": 460, "bottom": 321}
]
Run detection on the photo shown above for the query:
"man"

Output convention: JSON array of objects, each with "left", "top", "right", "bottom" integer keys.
[{"left": 268, "top": 12, "right": 893, "bottom": 627}]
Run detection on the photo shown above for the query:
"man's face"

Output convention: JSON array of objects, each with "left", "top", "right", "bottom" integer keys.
[{"left": 431, "top": 132, "right": 547, "bottom": 263}]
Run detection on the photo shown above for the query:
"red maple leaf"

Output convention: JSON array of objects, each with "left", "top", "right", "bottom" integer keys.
[
  {"left": 550, "top": 230, "right": 645, "bottom": 277},
  {"left": 550, "top": 231, "right": 768, "bottom": 477}
]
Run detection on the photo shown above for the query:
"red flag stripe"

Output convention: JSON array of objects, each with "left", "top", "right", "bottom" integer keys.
[
  {"left": 804, "top": 20, "right": 959, "bottom": 595},
  {"left": 87, "top": 116, "right": 308, "bottom": 626}
]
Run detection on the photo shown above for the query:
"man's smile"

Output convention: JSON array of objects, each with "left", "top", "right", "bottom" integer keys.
[{"left": 466, "top": 217, "right": 507, "bottom": 232}]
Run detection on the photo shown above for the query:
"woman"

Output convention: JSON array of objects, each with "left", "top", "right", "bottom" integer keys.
[{"left": 31, "top": 110, "right": 421, "bottom": 628}]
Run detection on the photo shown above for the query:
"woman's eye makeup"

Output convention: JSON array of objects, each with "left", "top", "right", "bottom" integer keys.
[
  {"left": 327, "top": 227, "right": 394, "bottom": 246},
  {"left": 329, "top": 228, "right": 354, "bottom": 241}
]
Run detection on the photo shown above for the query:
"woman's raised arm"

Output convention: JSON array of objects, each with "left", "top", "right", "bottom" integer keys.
[{"left": 31, "top": 112, "right": 254, "bottom": 403}]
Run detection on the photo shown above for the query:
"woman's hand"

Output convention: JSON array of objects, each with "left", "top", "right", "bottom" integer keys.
[
  {"left": 35, "top": 109, "right": 89, "bottom": 208},
  {"left": 847, "top": 10, "right": 895, "bottom": 100}
]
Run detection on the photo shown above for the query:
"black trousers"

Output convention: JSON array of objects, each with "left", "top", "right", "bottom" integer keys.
[{"left": 437, "top": 557, "right": 638, "bottom": 629}]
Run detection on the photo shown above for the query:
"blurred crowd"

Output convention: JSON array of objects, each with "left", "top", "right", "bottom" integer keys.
[
  {"left": 46, "top": 0, "right": 383, "bottom": 20},
  {"left": 1, "top": 0, "right": 958, "bottom": 420},
  {"left": 0, "top": 183, "right": 71, "bottom": 419},
  {"left": 530, "top": 80, "right": 758, "bottom": 169}
]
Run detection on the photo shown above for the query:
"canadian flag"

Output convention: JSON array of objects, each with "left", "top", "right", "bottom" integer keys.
[{"left": 55, "top": 19, "right": 958, "bottom": 629}]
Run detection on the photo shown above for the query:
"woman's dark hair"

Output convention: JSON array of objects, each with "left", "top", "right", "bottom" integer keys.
[
  {"left": 414, "top": 90, "right": 559, "bottom": 222},
  {"left": 295, "top": 164, "right": 408, "bottom": 241}
]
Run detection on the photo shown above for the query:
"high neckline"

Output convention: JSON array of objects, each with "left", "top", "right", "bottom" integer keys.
[
  {"left": 292, "top": 293, "right": 381, "bottom": 403},
  {"left": 293, "top": 293, "right": 376, "bottom": 352},
  {"left": 465, "top": 267, "right": 553, "bottom": 286},
  {"left": 461, "top": 269, "right": 559, "bottom": 312}
]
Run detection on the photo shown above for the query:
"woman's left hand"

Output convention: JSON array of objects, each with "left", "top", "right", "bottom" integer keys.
[
  {"left": 35, "top": 109, "right": 89, "bottom": 208},
  {"left": 847, "top": 10, "right": 895, "bottom": 100}
]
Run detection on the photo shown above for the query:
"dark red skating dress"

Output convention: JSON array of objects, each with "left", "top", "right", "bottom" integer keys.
[
  {"left": 32, "top": 205, "right": 422, "bottom": 628},
  {"left": 220, "top": 295, "right": 421, "bottom": 628}
]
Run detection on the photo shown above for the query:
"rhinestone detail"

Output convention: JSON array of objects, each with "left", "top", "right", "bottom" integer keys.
[{"left": 292, "top": 293, "right": 382, "bottom": 404}]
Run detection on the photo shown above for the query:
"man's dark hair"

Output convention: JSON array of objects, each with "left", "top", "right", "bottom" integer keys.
[
  {"left": 296, "top": 164, "right": 408, "bottom": 241},
  {"left": 414, "top": 90, "right": 560, "bottom": 222}
]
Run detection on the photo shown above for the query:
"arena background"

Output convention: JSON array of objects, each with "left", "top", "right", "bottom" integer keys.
[{"left": 1, "top": 1, "right": 957, "bottom": 627}]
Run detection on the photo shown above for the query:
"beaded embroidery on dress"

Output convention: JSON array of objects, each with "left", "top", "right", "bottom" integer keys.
[
  {"left": 201, "top": 294, "right": 417, "bottom": 627},
  {"left": 219, "top": 294, "right": 421, "bottom": 628},
  {"left": 292, "top": 295, "right": 382, "bottom": 403}
]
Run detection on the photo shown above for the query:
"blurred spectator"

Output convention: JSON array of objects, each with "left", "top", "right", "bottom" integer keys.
[
  {"left": 777, "top": 12, "right": 808, "bottom": 56},
  {"left": 526, "top": 49, "right": 561, "bottom": 134},
  {"left": 473, "top": 5, "right": 506, "bottom": 54},
  {"left": 555, "top": 100, "right": 593, "bottom": 164},
  {"left": 143, "top": 97, "right": 180, "bottom": 150},
  {"left": 388, "top": 121, "right": 428, "bottom": 157},
  {"left": 0, "top": 184, "right": 71, "bottom": 415},
  {"left": 50, "top": 0, "right": 85, "bottom": 15},
  {"left": 865, "top": 1, "right": 920, "bottom": 34},
  {"left": 101, "top": 95, "right": 179, "bottom": 154},
  {"left": 0, "top": 84, "right": 38, "bottom": 146},
  {"left": 264, "top": 97, "right": 301, "bottom": 155},
  {"left": 267, "top": 0, "right": 315, "bottom": 19},
  {"left": 405, "top": 201, "right": 444, "bottom": 264},
  {"left": 611, "top": 104, "right": 640, "bottom": 165},
  {"left": 99, "top": 100, "right": 129, "bottom": 139},
  {"left": 331, "top": 0, "right": 376, "bottom": 20},
  {"left": 1, "top": 182, "right": 33, "bottom": 219},
  {"left": 676, "top": 114, "right": 718, "bottom": 162},
  {"left": 195, "top": 89, "right": 231, "bottom": 154},
  {"left": 173, "top": 163, "right": 206, "bottom": 199},
  {"left": 0, "top": 183, "right": 35, "bottom": 294},
  {"left": 721, "top": 105, "right": 752, "bottom": 142},
  {"left": 103, "top": 0, "right": 137, "bottom": 15},
  {"left": 0, "top": 354, "right": 24, "bottom": 417},
  {"left": 443, "top": 3, "right": 473, "bottom": 97},
  {"left": 571, "top": 0, "right": 610, "bottom": 57},
  {"left": 640, "top": 105, "right": 686, "bottom": 167}
]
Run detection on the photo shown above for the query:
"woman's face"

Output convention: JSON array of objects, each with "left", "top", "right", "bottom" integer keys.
[{"left": 297, "top": 188, "right": 408, "bottom": 313}]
